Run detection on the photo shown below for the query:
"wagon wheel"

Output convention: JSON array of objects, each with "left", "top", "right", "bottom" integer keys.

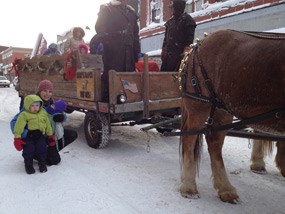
[{"left": 84, "top": 112, "right": 109, "bottom": 149}]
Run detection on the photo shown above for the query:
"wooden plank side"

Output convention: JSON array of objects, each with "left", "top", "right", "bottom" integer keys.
[
  {"left": 79, "top": 54, "right": 103, "bottom": 70},
  {"left": 142, "top": 55, "right": 150, "bottom": 118},
  {"left": 149, "top": 72, "right": 180, "bottom": 100},
  {"left": 109, "top": 71, "right": 143, "bottom": 104},
  {"left": 17, "top": 53, "right": 103, "bottom": 103},
  {"left": 19, "top": 70, "right": 77, "bottom": 98}
]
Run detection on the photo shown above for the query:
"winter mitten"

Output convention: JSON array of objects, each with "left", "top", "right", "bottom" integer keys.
[
  {"left": 53, "top": 114, "right": 65, "bottom": 122},
  {"left": 14, "top": 138, "right": 26, "bottom": 151},
  {"left": 48, "top": 135, "right": 56, "bottom": 147}
]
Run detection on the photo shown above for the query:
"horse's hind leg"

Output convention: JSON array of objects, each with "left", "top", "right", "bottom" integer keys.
[
  {"left": 206, "top": 112, "right": 239, "bottom": 203},
  {"left": 250, "top": 140, "right": 267, "bottom": 174},
  {"left": 275, "top": 141, "right": 285, "bottom": 177}
]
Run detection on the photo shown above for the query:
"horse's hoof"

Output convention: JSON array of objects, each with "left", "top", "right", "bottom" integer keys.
[
  {"left": 181, "top": 193, "right": 200, "bottom": 199},
  {"left": 219, "top": 192, "right": 240, "bottom": 204},
  {"left": 251, "top": 169, "right": 267, "bottom": 175},
  {"left": 180, "top": 184, "right": 200, "bottom": 199},
  {"left": 181, "top": 191, "right": 200, "bottom": 199},
  {"left": 225, "top": 198, "right": 241, "bottom": 204}
]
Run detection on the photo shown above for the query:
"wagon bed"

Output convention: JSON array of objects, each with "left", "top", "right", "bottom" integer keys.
[{"left": 15, "top": 50, "right": 181, "bottom": 148}]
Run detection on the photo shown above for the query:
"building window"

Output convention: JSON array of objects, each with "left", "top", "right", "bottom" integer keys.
[
  {"left": 150, "top": 0, "right": 161, "bottom": 23},
  {"left": 186, "top": 1, "right": 193, "bottom": 13},
  {"left": 195, "top": 0, "right": 203, "bottom": 12}
]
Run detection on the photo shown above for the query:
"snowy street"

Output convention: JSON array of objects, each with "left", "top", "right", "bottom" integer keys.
[{"left": 0, "top": 87, "right": 284, "bottom": 214}]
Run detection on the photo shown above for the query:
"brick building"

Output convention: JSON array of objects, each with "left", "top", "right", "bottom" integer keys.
[
  {"left": 139, "top": 0, "right": 285, "bottom": 53},
  {"left": 0, "top": 46, "right": 9, "bottom": 76},
  {"left": 0, "top": 47, "right": 32, "bottom": 80}
]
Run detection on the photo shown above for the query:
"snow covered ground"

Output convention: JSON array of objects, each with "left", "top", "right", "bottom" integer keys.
[{"left": 0, "top": 87, "right": 284, "bottom": 214}]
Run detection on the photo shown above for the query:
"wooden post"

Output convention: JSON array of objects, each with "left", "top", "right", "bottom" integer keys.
[
  {"left": 143, "top": 54, "right": 149, "bottom": 118},
  {"left": 109, "top": 70, "right": 116, "bottom": 104}
]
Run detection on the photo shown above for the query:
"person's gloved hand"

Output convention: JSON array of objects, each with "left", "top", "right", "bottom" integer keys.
[
  {"left": 53, "top": 114, "right": 65, "bottom": 122},
  {"left": 14, "top": 138, "right": 26, "bottom": 151},
  {"left": 27, "top": 130, "right": 42, "bottom": 140},
  {"left": 48, "top": 136, "right": 56, "bottom": 147}
]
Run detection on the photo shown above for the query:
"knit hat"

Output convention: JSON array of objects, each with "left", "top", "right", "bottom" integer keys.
[{"left": 38, "top": 80, "right": 53, "bottom": 92}]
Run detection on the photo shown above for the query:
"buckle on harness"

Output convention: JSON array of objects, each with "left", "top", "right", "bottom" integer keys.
[{"left": 191, "top": 77, "right": 197, "bottom": 86}]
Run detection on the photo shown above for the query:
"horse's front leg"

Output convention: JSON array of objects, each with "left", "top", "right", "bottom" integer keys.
[
  {"left": 206, "top": 131, "right": 239, "bottom": 204},
  {"left": 180, "top": 135, "right": 200, "bottom": 199}
]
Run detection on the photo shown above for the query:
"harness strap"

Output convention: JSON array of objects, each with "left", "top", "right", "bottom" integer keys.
[
  {"left": 164, "top": 107, "right": 285, "bottom": 137},
  {"left": 190, "top": 45, "right": 202, "bottom": 96},
  {"left": 179, "top": 45, "right": 210, "bottom": 103}
]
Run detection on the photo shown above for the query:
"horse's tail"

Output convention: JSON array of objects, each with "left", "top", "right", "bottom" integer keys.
[
  {"left": 195, "top": 134, "right": 203, "bottom": 176},
  {"left": 251, "top": 139, "right": 274, "bottom": 157},
  {"left": 179, "top": 134, "right": 203, "bottom": 175}
]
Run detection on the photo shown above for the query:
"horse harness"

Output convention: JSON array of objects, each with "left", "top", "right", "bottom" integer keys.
[{"left": 175, "top": 31, "right": 285, "bottom": 137}]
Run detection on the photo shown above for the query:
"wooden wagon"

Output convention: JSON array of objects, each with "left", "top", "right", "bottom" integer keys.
[{"left": 15, "top": 50, "right": 181, "bottom": 148}]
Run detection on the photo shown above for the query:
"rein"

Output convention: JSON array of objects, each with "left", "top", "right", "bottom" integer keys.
[{"left": 165, "top": 107, "right": 285, "bottom": 136}]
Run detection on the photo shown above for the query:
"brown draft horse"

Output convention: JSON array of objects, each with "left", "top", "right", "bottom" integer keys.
[
  {"left": 250, "top": 139, "right": 285, "bottom": 176},
  {"left": 180, "top": 29, "right": 285, "bottom": 203}
]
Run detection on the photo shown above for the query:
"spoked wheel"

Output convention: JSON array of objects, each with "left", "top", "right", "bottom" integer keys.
[{"left": 84, "top": 112, "right": 109, "bottom": 149}]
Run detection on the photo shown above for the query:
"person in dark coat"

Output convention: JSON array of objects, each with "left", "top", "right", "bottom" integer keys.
[
  {"left": 95, "top": 0, "right": 141, "bottom": 101},
  {"left": 89, "top": 34, "right": 104, "bottom": 55},
  {"left": 160, "top": 0, "right": 196, "bottom": 71}
]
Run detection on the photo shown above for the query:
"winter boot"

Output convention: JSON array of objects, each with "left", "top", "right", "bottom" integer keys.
[
  {"left": 39, "top": 162, "right": 47, "bottom": 173},
  {"left": 24, "top": 158, "right": 35, "bottom": 174},
  {"left": 38, "top": 157, "right": 47, "bottom": 173}
]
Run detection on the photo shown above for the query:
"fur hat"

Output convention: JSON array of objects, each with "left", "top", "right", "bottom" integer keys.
[
  {"left": 73, "top": 27, "right": 85, "bottom": 38},
  {"left": 38, "top": 80, "right": 53, "bottom": 92},
  {"left": 78, "top": 43, "right": 89, "bottom": 54},
  {"left": 46, "top": 100, "right": 67, "bottom": 115}
]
